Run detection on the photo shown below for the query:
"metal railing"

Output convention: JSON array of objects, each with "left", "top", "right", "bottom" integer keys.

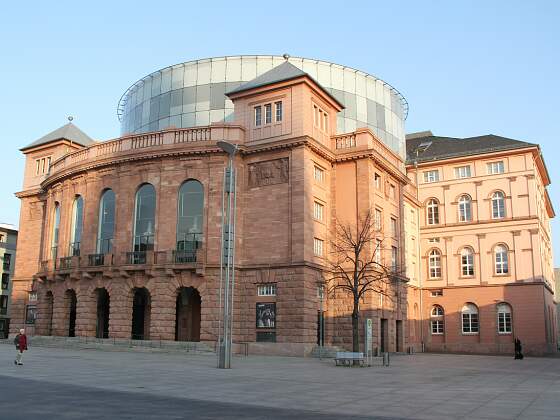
[
  {"left": 88, "top": 254, "right": 106, "bottom": 267},
  {"left": 69, "top": 242, "right": 81, "bottom": 257},
  {"left": 126, "top": 251, "right": 147, "bottom": 265},
  {"left": 58, "top": 257, "right": 73, "bottom": 270}
]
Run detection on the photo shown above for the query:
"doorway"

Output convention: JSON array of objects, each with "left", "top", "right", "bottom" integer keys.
[
  {"left": 316, "top": 311, "right": 325, "bottom": 346},
  {"left": 45, "top": 291, "right": 54, "bottom": 336},
  {"left": 175, "top": 287, "right": 201, "bottom": 342},
  {"left": 131, "top": 288, "right": 151, "bottom": 340},
  {"left": 396, "top": 320, "right": 403, "bottom": 352},
  {"left": 65, "top": 290, "right": 77, "bottom": 337},
  {"left": 380, "top": 318, "right": 388, "bottom": 352},
  {"left": 96, "top": 288, "right": 110, "bottom": 339}
]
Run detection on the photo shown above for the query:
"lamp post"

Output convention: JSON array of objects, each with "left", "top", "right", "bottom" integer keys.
[
  {"left": 217, "top": 140, "right": 238, "bottom": 369},
  {"left": 316, "top": 281, "right": 325, "bottom": 360}
]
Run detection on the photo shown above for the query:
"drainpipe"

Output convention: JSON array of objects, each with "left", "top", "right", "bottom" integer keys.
[{"left": 414, "top": 157, "right": 424, "bottom": 352}]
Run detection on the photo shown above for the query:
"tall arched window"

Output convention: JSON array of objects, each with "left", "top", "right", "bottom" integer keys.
[
  {"left": 462, "top": 303, "right": 479, "bottom": 334},
  {"left": 497, "top": 303, "right": 512, "bottom": 334},
  {"left": 176, "top": 180, "right": 204, "bottom": 254},
  {"left": 430, "top": 305, "right": 444, "bottom": 335},
  {"left": 428, "top": 249, "right": 442, "bottom": 279},
  {"left": 97, "top": 189, "right": 115, "bottom": 254},
  {"left": 494, "top": 245, "right": 509, "bottom": 274},
  {"left": 426, "top": 199, "right": 439, "bottom": 225},
  {"left": 458, "top": 195, "right": 472, "bottom": 222},
  {"left": 491, "top": 191, "right": 506, "bottom": 219},
  {"left": 70, "top": 196, "right": 83, "bottom": 256},
  {"left": 133, "top": 184, "right": 156, "bottom": 256},
  {"left": 461, "top": 247, "right": 474, "bottom": 276},
  {"left": 51, "top": 202, "right": 61, "bottom": 259}
]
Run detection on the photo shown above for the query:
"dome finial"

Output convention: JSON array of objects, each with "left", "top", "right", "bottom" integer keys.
[
  {"left": 282, "top": 53, "right": 290, "bottom": 61},
  {"left": 67, "top": 116, "right": 74, "bottom": 123}
]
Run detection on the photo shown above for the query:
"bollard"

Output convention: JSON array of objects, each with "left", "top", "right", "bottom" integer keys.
[{"left": 383, "top": 352, "right": 390, "bottom": 366}]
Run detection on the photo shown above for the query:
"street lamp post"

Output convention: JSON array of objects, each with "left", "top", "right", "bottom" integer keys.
[
  {"left": 217, "top": 140, "right": 238, "bottom": 369},
  {"left": 316, "top": 281, "right": 325, "bottom": 360}
]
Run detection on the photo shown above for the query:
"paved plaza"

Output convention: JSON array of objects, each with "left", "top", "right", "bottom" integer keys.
[{"left": 0, "top": 344, "right": 559, "bottom": 419}]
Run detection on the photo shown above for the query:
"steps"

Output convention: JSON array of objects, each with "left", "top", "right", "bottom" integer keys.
[{"left": 0, "top": 336, "right": 215, "bottom": 354}]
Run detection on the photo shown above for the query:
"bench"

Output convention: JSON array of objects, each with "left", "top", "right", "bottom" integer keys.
[{"left": 334, "top": 351, "right": 365, "bottom": 366}]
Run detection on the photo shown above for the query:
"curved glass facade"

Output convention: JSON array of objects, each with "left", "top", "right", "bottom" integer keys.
[{"left": 118, "top": 55, "right": 408, "bottom": 157}]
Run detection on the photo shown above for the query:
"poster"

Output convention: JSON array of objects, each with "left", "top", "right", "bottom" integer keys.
[{"left": 256, "top": 303, "right": 276, "bottom": 328}]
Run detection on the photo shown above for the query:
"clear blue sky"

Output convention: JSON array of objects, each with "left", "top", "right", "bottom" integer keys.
[{"left": 1, "top": 1, "right": 559, "bottom": 264}]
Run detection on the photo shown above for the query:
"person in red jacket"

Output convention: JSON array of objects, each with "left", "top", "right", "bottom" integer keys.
[{"left": 14, "top": 328, "right": 28, "bottom": 366}]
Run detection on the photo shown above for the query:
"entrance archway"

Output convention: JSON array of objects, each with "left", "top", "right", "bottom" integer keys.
[
  {"left": 45, "top": 291, "right": 54, "bottom": 336},
  {"left": 64, "top": 289, "right": 77, "bottom": 337},
  {"left": 175, "top": 287, "right": 201, "bottom": 342},
  {"left": 96, "top": 288, "right": 110, "bottom": 338},
  {"left": 131, "top": 288, "right": 151, "bottom": 340}
]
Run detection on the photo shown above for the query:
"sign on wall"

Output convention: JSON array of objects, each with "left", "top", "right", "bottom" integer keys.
[
  {"left": 248, "top": 158, "right": 289, "bottom": 187},
  {"left": 256, "top": 302, "right": 276, "bottom": 328}
]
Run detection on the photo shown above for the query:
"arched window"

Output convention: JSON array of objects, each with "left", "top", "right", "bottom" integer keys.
[
  {"left": 491, "top": 191, "right": 506, "bottom": 219},
  {"left": 97, "top": 189, "right": 115, "bottom": 254},
  {"left": 461, "top": 247, "right": 474, "bottom": 276},
  {"left": 494, "top": 245, "right": 509, "bottom": 274},
  {"left": 428, "top": 249, "right": 441, "bottom": 279},
  {"left": 133, "top": 184, "right": 156, "bottom": 255},
  {"left": 426, "top": 199, "right": 439, "bottom": 225},
  {"left": 176, "top": 180, "right": 204, "bottom": 252},
  {"left": 497, "top": 303, "right": 512, "bottom": 334},
  {"left": 70, "top": 196, "right": 83, "bottom": 256},
  {"left": 51, "top": 202, "right": 61, "bottom": 259},
  {"left": 430, "top": 305, "right": 444, "bottom": 335},
  {"left": 458, "top": 195, "right": 472, "bottom": 222},
  {"left": 461, "top": 303, "right": 479, "bottom": 334}
]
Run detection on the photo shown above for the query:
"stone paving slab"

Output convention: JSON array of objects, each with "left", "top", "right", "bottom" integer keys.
[{"left": 0, "top": 346, "right": 559, "bottom": 419}]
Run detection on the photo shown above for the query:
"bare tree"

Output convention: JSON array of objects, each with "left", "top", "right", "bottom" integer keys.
[{"left": 326, "top": 209, "right": 405, "bottom": 355}]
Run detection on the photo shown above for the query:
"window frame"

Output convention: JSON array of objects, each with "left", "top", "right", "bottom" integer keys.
[
  {"left": 313, "top": 165, "right": 325, "bottom": 183},
  {"left": 454, "top": 165, "right": 472, "bottom": 179},
  {"left": 254, "top": 105, "right": 262, "bottom": 127},
  {"left": 430, "top": 305, "right": 444, "bottom": 335},
  {"left": 497, "top": 303, "right": 512, "bottom": 334},
  {"left": 491, "top": 191, "right": 506, "bottom": 219},
  {"left": 494, "top": 245, "right": 509, "bottom": 275},
  {"left": 313, "top": 201, "right": 324, "bottom": 221},
  {"left": 487, "top": 161, "right": 505, "bottom": 175},
  {"left": 274, "top": 101, "right": 283, "bottom": 122},
  {"left": 460, "top": 247, "right": 475, "bottom": 277},
  {"left": 423, "top": 170, "right": 439, "bottom": 183},
  {"left": 461, "top": 304, "right": 479, "bottom": 334},
  {"left": 257, "top": 284, "right": 277, "bottom": 297},
  {"left": 428, "top": 249, "right": 442, "bottom": 279},
  {"left": 457, "top": 195, "right": 472, "bottom": 222},
  {"left": 313, "top": 237, "right": 324, "bottom": 257},
  {"left": 426, "top": 199, "right": 440, "bottom": 225},
  {"left": 264, "top": 103, "right": 272, "bottom": 124}
]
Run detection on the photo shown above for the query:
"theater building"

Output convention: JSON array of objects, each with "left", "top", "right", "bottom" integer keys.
[
  {"left": 9, "top": 55, "right": 556, "bottom": 355},
  {"left": 10, "top": 56, "right": 412, "bottom": 356}
]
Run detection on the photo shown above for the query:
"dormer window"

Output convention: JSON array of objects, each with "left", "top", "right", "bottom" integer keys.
[
  {"left": 254, "top": 106, "right": 262, "bottom": 127},
  {"left": 313, "top": 104, "right": 329, "bottom": 132}
]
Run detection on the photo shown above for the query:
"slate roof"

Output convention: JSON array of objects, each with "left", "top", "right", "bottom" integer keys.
[
  {"left": 226, "top": 61, "right": 344, "bottom": 108},
  {"left": 21, "top": 122, "right": 95, "bottom": 151},
  {"left": 405, "top": 133, "right": 537, "bottom": 164}
]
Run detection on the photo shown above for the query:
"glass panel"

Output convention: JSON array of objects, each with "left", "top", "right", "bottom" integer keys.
[
  {"left": 356, "top": 96, "right": 367, "bottom": 123},
  {"left": 302, "top": 59, "right": 318, "bottom": 80},
  {"left": 367, "top": 100, "right": 378, "bottom": 125},
  {"left": 171, "top": 65, "right": 184, "bottom": 90},
  {"left": 195, "top": 111, "right": 210, "bottom": 125},
  {"left": 183, "top": 63, "right": 197, "bottom": 87},
  {"left": 317, "top": 62, "right": 331, "bottom": 86},
  {"left": 211, "top": 58, "right": 226, "bottom": 83},
  {"left": 159, "top": 92, "right": 170, "bottom": 119},
  {"left": 158, "top": 117, "right": 170, "bottom": 130},
  {"left": 344, "top": 92, "right": 356, "bottom": 119},
  {"left": 161, "top": 68, "right": 172, "bottom": 93},
  {"left": 151, "top": 72, "right": 161, "bottom": 96},
  {"left": 355, "top": 73, "right": 367, "bottom": 96},
  {"left": 169, "top": 115, "right": 181, "bottom": 129},
  {"left": 343, "top": 68, "right": 356, "bottom": 93},
  {"left": 149, "top": 96, "right": 160, "bottom": 123},
  {"left": 331, "top": 65, "right": 344, "bottom": 90},
  {"left": 210, "top": 82, "right": 226, "bottom": 110},
  {"left": 143, "top": 77, "right": 152, "bottom": 102},
  {"left": 71, "top": 196, "right": 84, "bottom": 245},
  {"left": 170, "top": 89, "right": 183, "bottom": 116},
  {"left": 197, "top": 60, "right": 211, "bottom": 85},
  {"left": 182, "top": 113, "right": 195, "bottom": 127},
  {"left": 210, "top": 109, "right": 225, "bottom": 123},
  {"left": 376, "top": 103, "right": 386, "bottom": 130},
  {"left": 241, "top": 56, "right": 257, "bottom": 80},
  {"left": 225, "top": 57, "right": 242, "bottom": 81},
  {"left": 196, "top": 84, "right": 210, "bottom": 111},
  {"left": 182, "top": 86, "right": 196, "bottom": 113},
  {"left": 256, "top": 56, "right": 274, "bottom": 75}
]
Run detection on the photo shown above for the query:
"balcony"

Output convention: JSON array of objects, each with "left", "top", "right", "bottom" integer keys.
[
  {"left": 47, "top": 125, "right": 245, "bottom": 180},
  {"left": 87, "top": 253, "right": 113, "bottom": 267}
]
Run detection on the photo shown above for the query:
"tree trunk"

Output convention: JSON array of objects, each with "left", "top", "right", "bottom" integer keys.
[{"left": 352, "top": 299, "right": 360, "bottom": 365}]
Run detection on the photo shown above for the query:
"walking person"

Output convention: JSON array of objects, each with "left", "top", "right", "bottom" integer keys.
[
  {"left": 13, "top": 328, "right": 28, "bottom": 366},
  {"left": 514, "top": 338, "right": 524, "bottom": 360}
]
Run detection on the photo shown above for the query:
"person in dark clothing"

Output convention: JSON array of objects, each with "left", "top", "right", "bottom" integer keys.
[
  {"left": 14, "top": 328, "right": 28, "bottom": 366},
  {"left": 514, "top": 338, "right": 524, "bottom": 360}
]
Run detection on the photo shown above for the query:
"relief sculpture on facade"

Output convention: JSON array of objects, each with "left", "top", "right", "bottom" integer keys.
[{"left": 248, "top": 158, "right": 289, "bottom": 187}]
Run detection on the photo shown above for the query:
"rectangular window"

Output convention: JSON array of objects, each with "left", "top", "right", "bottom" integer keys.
[
  {"left": 498, "top": 312, "right": 512, "bottom": 334},
  {"left": 430, "top": 290, "right": 443, "bottom": 297},
  {"left": 487, "top": 161, "right": 505, "bottom": 175},
  {"left": 313, "top": 105, "right": 319, "bottom": 126},
  {"left": 257, "top": 284, "right": 277, "bottom": 296},
  {"left": 423, "top": 170, "right": 439, "bottom": 183},
  {"left": 3, "top": 254, "right": 11, "bottom": 271},
  {"left": 313, "top": 201, "right": 324, "bottom": 221},
  {"left": 313, "top": 165, "right": 325, "bottom": 183},
  {"left": 391, "top": 246, "right": 398, "bottom": 272},
  {"left": 323, "top": 113, "right": 328, "bottom": 131},
  {"left": 1, "top": 273, "right": 8, "bottom": 290},
  {"left": 375, "top": 209, "right": 382, "bottom": 231},
  {"left": 454, "top": 165, "right": 472, "bottom": 179},
  {"left": 256, "top": 303, "right": 276, "bottom": 329},
  {"left": 0, "top": 296, "right": 7, "bottom": 315},
  {"left": 264, "top": 103, "right": 272, "bottom": 124},
  {"left": 254, "top": 106, "right": 262, "bottom": 126},
  {"left": 389, "top": 184, "right": 396, "bottom": 199},
  {"left": 374, "top": 239, "right": 382, "bottom": 264},
  {"left": 47, "top": 157, "right": 51, "bottom": 173},
  {"left": 374, "top": 173, "right": 381, "bottom": 189},
  {"left": 36, "top": 159, "right": 40, "bottom": 175},
  {"left": 275, "top": 101, "right": 283, "bottom": 122},
  {"left": 25, "top": 305, "right": 37, "bottom": 324},
  {"left": 313, "top": 238, "right": 324, "bottom": 257},
  {"left": 462, "top": 313, "right": 479, "bottom": 333},
  {"left": 428, "top": 238, "right": 440, "bottom": 243},
  {"left": 431, "top": 320, "right": 444, "bottom": 334},
  {"left": 390, "top": 217, "right": 397, "bottom": 237}
]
